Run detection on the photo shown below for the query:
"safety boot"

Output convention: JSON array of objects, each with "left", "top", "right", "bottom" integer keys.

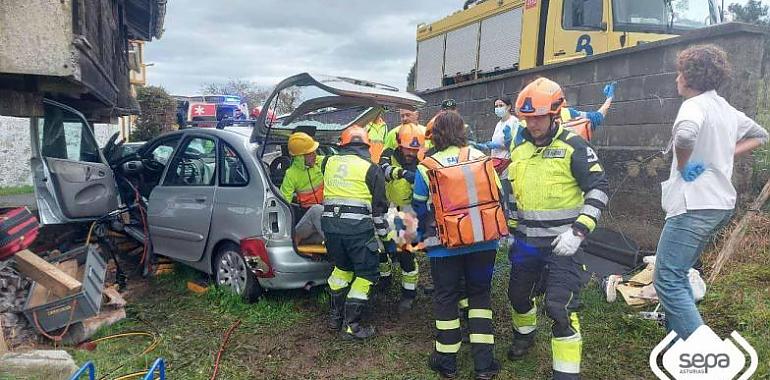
[
  {"left": 475, "top": 359, "right": 501, "bottom": 380},
  {"left": 328, "top": 288, "right": 347, "bottom": 331},
  {"left": 397, "top": 289, "right": 416, "bottom": 314},
  {"left": 428, "top": 351, "right": 458, "bottom": 379},
  {"left": 341, "top": 299, "right": 375, "bottom": 340},
  {"left": 377, "top": 275, "right": 392, "bottom": 293},
  {"left": 507, "top": 332, "right": 535, "bottom": 359}
]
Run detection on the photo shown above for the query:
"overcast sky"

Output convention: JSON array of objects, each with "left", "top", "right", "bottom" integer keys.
[{"left": 144, "top": 1, "right": 460, "bottom": 96}]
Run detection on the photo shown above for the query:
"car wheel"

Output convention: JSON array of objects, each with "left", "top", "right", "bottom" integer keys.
[{"left": 215, "top": 243, "right": 263, "bottom": 302}]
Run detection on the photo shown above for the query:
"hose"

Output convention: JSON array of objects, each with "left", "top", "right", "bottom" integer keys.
[{"left": 210, "top": 320, "right": 241, "bottom": 380}]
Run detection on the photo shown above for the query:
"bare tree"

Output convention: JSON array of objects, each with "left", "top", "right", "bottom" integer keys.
[{"left": 200, "top": 79, "right": 269, "bottom": 112}]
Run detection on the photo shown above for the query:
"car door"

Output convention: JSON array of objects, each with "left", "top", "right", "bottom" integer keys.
[
  {"left": 545, "top": 0, "right": 609, "bottom": 64},
  {"left": 31, "top": 99, "right": 119, "bottom": 224},
  {"left": 147, "top": 135, "right": 217, "bottom": 262}
]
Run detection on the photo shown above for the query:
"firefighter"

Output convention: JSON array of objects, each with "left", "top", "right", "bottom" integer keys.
[
  {"left": 280, "top": 132, "right": 325, "bottom": 245},
  {"left": 506, "top": 77, "right": 609, "bottom": 380},
  {"left": 380, "top": 109, "right": 425, "bottom": 169},
  {"left": 365, "top": 110, "right": 388, "bottom": 164},
  {"left": 322, "top": 125, "right": 390, "bottom": 340},
  {"left": 379, "top": 123, "right": 425, "bottom": 313},
  {"left": 414, "top": 111, "right": 502, "bottom": 379}
]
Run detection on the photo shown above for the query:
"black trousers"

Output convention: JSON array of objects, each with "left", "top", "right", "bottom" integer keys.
[
  {"left": 508, "top": 243, "right": 583, "bottom": 338},
  {"left": 325, "top": 230, "right": 380, "bottom": 284},
  {"left": 430, "top": 250, "right": 496, "bottom": 371}
]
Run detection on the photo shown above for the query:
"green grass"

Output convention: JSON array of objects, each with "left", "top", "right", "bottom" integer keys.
[
  {"left": 0, "top": 185, "right": 33, "bottom": 196},
  {"left": 49, "top": 242, "right": 768, "bottom": 380}
]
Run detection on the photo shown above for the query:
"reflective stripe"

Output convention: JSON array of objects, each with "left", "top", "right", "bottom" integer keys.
[
  {"left": 458, "top": 298, "right": 469, "bottom": 309},
  {"left": 380, "top": 270, "right": 392, "bottom": 277},
  {"left": 402, "top": 269, "right": 418, "bottom": 290},
  {"left": 435, "top": 341, "right": 461, "bottom": 353},
  {"left": 413, "top": 193, "right": 429, "bottom": 202},
  {"left": 585, "top": 189, "right": 609, "bottom": 205},
  {"left": 468, "top": 309, "right": 493, "bottom": 320},
  {"left": 460, "top": 164, "right": 485, "bottom": 242},
  {"left": 469, "top": 334, "right": 495, "bottom": 344},
  {"left": 322, "top": 212, "right": 371, "bottom": 220},
  {"left": 576, "top": 215, "right": 596, "bottom": 232},
  {"left": 435, "top": 319, "right": 461, "bottom": 330},
  {"left": 372, "top": 216, "right": 386, "bottom": 224},
  {"left": 518, "top": 208, "right": 581, "bottom": 221},
  {"left": 324, "top": 199, "right": 372, "bottom": 209},
  {"left": 580, "top": 205, "right": 601, "bottom": 220},
  {"left": 552, "top": 333, "right": 582, "bottom": 374},
  {"left": 347, "top": 278, "right": 373, "bottom": 300},
  {"left": 516, "top": 224, "right": 571, "bottom": 237},
  {"left": 570, "top": 312, "right": 581, "bottom": 333},
  {"left": 512, "top": 306, "right": 537, "bottom": 334},
  {"left": 327, "top": 267, "right": 354, "bottom": 291}
]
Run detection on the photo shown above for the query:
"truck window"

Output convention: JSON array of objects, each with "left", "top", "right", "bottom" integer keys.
[{"left": 563, "top": 0, "right": 604, "bottom": 30}]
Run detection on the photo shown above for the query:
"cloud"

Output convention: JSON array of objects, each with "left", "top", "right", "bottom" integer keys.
[{"left": 144, "top": 0, "right": 460, "bottom": 97}]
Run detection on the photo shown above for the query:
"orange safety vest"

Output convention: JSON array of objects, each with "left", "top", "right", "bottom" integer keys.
[
  {"left": 560, "top": 108, "right": 593, "bottom": 142},
  {"left": 421, "top": 147, "right": 508, "bottom": 248}
]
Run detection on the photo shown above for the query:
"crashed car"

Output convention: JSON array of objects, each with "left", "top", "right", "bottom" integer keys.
[{"left": 30, "top": 74, "right": 425, "bottom": 301}]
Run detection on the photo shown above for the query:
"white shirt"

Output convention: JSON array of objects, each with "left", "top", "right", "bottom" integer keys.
[
  {"left": 490, "top": 116, "right": 518, "bottom": 160},
  {"left": 661, "top": 90, "right": 763, "bottom": 219}
]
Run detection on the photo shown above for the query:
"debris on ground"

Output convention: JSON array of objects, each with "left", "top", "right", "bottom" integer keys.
[{"left": 0, "top": 349, "right": 79, "bottom": 379}]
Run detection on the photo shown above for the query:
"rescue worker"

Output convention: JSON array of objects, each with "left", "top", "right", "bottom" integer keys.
[
  {"left": 379, "top": 123, "right": 424, "bottom": 313},
  {"left": 558, "top": 81, "right": 616, "bottom": 141},
  {"left": 280, "top": 132, "right": 325, "bottom": 245},
  {"left": 414, "top": 111, "right": 501, "bottom": 379},
  {"left": 506, "top": 77, "right": 609, "bottom": 379},
  {"left": 322, "top": 125, "right": 390, "bottom": 340},
  {"left": 365, "top": 110, "right": 388, "bottom": 164},
  {"left": 380, "top": 108, "right": 425, "bottom": 170}
]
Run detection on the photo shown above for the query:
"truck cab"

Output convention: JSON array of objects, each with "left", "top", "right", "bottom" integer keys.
[{"left": 414, "top": 0, "right": 721, "bottom": 91}]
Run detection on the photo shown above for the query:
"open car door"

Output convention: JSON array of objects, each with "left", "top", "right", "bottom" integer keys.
[{"left": 30, "top": 99, "right": 119, "bottom": 224}]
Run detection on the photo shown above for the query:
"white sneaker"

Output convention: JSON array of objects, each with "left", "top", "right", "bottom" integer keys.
[{"left": 604, "top": 274, "right": 622, "bottom": 303}]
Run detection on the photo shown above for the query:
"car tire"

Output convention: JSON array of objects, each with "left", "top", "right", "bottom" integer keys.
[{"left": 215, "top": 242, "right": 263, "bottom": 302}]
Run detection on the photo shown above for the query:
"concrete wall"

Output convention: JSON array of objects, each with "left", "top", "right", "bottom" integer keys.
[
  {"left": 415, "top": 23, "right": 769, "bottom": 248},
  {"left": 0, "top": 116, "right": 119, "bottom": 188}
]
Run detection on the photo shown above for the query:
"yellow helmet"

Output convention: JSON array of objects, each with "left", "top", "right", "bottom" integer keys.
[{"left": 288, "top": 132, "right": 319, "bottom": 156}]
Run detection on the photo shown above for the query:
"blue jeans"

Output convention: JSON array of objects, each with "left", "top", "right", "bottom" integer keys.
[{"left": 653, "top": 209, "right": 732, "bottom": 339}]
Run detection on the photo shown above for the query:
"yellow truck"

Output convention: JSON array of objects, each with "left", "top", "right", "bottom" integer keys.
[{"left": 415, "top": 0, "right": 722, "bottom": 91}]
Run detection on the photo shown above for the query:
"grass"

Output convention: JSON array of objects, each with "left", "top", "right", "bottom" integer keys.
[
  {"left": 0, "top": 185, "right": 33, "bottom": 196},
  {"left": 5, "top": 220, "right": 762, "bottom": 379}
]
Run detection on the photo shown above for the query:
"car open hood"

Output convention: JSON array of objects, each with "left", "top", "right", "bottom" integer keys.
[{"left": 250, "top": 73, "right": 425, "bottom": 143}]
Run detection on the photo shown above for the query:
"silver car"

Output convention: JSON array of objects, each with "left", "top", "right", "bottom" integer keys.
[{"left": 31, "top": 73, "right": 425, "bottom": 301}]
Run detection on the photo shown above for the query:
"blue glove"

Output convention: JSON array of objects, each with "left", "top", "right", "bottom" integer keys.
[
  {"left": 394, "top": 216, "right": 405, "bottom": 232},
  {"left": 502, "top": 125, "right": 513, "bottom": 147},
  {"left": 471, "top": 141, "right": 487, "bottom": 150},
  {"left": 603, "top": 81, "right": 617, "bottom": 99},
  {"left": 402, "top": 170, "right": 416, "bottom": 184},
  {"left": 680, "top": 161, "right": 706, "bottom": 182},
  {"left": 383, "top": 239, "right": 397, "bottom": 254}
]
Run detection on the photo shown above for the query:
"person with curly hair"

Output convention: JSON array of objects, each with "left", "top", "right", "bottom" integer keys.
[{"left": 655, "top": 44, "right": 769, "bottom": 339}]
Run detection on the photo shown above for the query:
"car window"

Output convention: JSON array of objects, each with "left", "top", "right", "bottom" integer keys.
[
  {"left": 38, "top": 103, "right": 101, "bottom": 163},
  {"left": 163, "top": 137, "right": 217, "bottom": 186},
  {"left": 563, "top": 0, "right": 604, "bottom": 30},
  {"left": 220, "top": 143, "right": 249, "bottom": 186},
  {"left": 148, "top": 137, "right": 181, "bottom": 165}
]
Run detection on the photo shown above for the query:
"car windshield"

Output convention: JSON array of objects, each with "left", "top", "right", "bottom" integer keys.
[{"left": 612, "top": 0, "right": 718, "bottom": 32}]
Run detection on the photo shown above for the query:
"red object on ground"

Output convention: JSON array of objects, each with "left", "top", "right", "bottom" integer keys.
[
  {"left": 0, "top": 207, "right": 39, "bottom": 261},
  {"left": 210, "top": 319, "right": 242, "bottom": 380}
]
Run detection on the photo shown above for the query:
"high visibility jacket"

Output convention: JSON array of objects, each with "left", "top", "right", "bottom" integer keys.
[
  {"left": 508, "top": 126, "right": 610, "bottom": 247},
  {"left": 280, "top": 156, "right": 324, "bottom": 208},
  {"left": 384, "top": 150, "right": 416, "bottom": 207},
  {"left": 321, "top": 147, "right": 389, "bottom": 236},
  {"left": 365, "top": 121, "right": 388, "bottom": 164}
]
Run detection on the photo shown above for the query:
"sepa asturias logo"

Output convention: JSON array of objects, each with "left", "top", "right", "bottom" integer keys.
[{"left": 649, "top": 325, "right": 758, "bottom": 380}]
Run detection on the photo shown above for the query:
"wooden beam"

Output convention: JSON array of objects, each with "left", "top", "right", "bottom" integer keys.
[
  {"left": 13, "top": 250, "right": 82, "bottom": 298},
  {"left": 0, "top": 319, "right": 8, "bottom": 353}
]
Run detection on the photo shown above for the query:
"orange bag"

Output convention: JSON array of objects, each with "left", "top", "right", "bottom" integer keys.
[
  {"left": 562, "top": 117, "right": 593, "bottom": 141},
  {"left": 422, "top": 147, "right": 508, "bottom": 248}
]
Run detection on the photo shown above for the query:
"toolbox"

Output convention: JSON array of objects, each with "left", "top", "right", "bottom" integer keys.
[{"left": 22, "top": 245, "right": 107, "bottom": 332}]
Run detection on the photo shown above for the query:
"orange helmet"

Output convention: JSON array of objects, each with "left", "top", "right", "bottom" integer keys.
[
  {"left": 339, "top": 125, "right": 370, "bottom": 147},
  {"left": 515, "top": 78, "right": 565, "bottom": 117},
  {"left": 425, "top": 113, "right": 439, "bottom": 140},
  {"left": 397, "top": 123, "right": 425, "bottom": 150}
]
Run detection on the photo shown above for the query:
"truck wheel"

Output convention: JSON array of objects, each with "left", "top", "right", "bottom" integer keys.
[{"left": 215, "top": 243, "right": 263, "bottom": 302}]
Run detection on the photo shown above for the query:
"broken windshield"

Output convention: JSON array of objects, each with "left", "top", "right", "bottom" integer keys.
[{"left": 612, "top": 0, "right": 718, "bottom": 33}]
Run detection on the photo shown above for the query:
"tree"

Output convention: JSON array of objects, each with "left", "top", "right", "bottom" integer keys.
[
  {"left": 132, "top": 86, "right": 176, "bottom": 141},
  {"left": 729, "top": 0, "right": 769, "bottom": 24},
  {"left": 200, "top": 79, "right": 269, "bottom": 113},
  {"left": 406, "top": 61, "right": 416, "bottom": 93}
]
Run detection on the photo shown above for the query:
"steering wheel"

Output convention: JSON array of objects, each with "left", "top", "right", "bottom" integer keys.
[{"left": 143, "top": 158, "right": 165, "bottom": 174}]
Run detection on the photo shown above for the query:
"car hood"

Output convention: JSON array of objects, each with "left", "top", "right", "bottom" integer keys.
[{"left": 250, "top": 73, "right": 425, "bottom": 143}]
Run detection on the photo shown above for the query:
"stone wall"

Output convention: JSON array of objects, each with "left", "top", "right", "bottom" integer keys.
[
  {"left": 0, "top": 116, "right": 119, "bottom": 187},
  {"left": 415, "top": 23, "right": 769, "bottom": 248}
]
